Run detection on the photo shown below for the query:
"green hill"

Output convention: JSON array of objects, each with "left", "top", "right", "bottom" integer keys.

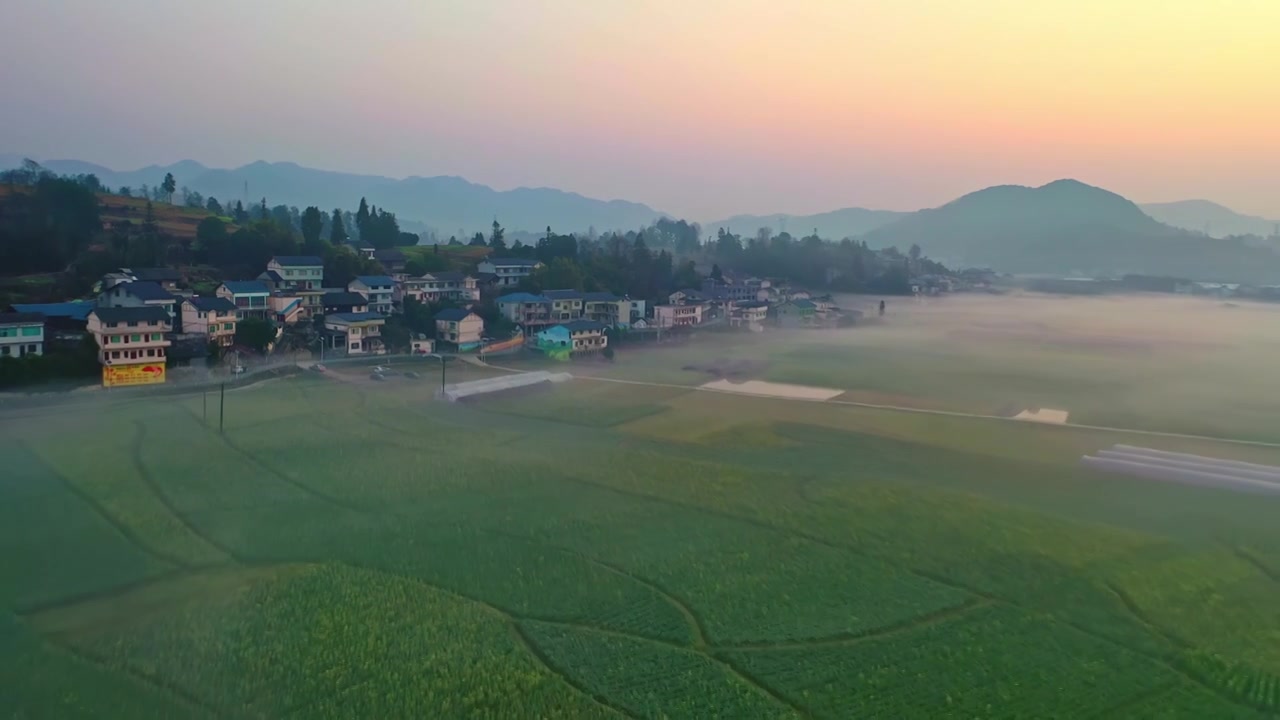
[{"left": 862, "top": 179, "right": 1280, "bottom": 282}]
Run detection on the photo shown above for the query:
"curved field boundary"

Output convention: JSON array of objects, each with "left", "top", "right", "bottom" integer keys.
[
  {"left": 129, "top": 421, "right": 243, "bottom": 564},
  {"left": 486, "top": 528, "right": 709, "bottom": 650},
  {"left": 714, "top": 598, "right": 992, "bottom": 652}
]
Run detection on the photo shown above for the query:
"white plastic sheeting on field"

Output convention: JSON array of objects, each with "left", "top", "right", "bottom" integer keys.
[
  {"left": 438, "top": 371, "right": 572, "bottom": 402},
  {"left": 1081, "top": 444, "right": 1280, "bottom": 496}
]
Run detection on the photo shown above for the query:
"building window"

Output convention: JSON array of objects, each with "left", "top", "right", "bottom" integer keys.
[
  {"left": 128, "top": 321, "right": 138, "bottom": 327},
  {"left": 146, "top": 349, "right": 156, "bottom": 357},
  {"left": 131, "top": 334, "right": 141, "bottom": 343},
  {"left": 350, "top": 342, "right": 360, "bottom": 350},
  {"left": 21, "top": 327, "right": 40, "bottom": 336},
  {"left": 153, "top": 333, "right": 163, "bottom": 341}
]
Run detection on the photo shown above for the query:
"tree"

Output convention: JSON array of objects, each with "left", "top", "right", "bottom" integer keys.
[
  {"left": 206, "top": 196, "right": 223, "bottom": 215},
  {"left": 160, "top": 173, "right": 176, "bottom": 203},
  {"left": 300, "top": 206, "right": 325, "bottom": 252},
  {"left": 469, "top": 232, "right": 486, "bottom": 247},
  {"left": 182, "top": 187, "right": 204, "bottom": 209},
  {"left": 234, "top": 317, "right": 276, "bottom": 354},
  {"left": 711, "top": 263, "right": 723, "bottom": 282},
  {"left": 489, "top": 220, "right": 506, "bottom": 251},
  {"left": 118, "top": 186, "right": 133, "bottom": 197},
  {"left": 535, "top": 257, "right": 583, "bottom": 290},
  {"left": 195, "top": 217, "right": 228, "bottom": 257},
  {"left": 233, "top": 200, "right": 248, "bottom": 224},
  {"left": 329, "top": 209, "right": 348, "bottom": 244},
  {"left": 355, "top": 197, "right": 370, "bottom": 237}
]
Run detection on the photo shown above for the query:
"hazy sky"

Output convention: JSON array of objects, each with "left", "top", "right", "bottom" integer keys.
[{"left": 2, "top": 0, "right": 1277, "bottom": 219}]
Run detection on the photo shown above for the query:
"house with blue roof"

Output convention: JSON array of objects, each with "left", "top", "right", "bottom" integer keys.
[
  {"left": 181, "top": 296, "right": 239, "bottom": 348},
  {"left": 349, "top": 275, "right": 395, "bottom": 314},
  {"left": 97, "top": 280, "right": 178, "bottom": 326},
  {"left": 477, "top": 257, "right": 544, "bottom": 287},
  {"left": 534, "top": 319, "right": 608, "bottom": 360},
  {"left": 266, "top": 256, "right": 324, "bottom": 290},
  {"left": 496, "top": 292, "right": 552, "bottom": 329},
  {"left": 9, "top": 302, "right": 93, "bottom": 347},
  {"left": 216, "top": 281, "right": 272, "bottom": 320},
  {"left": 434, "top": 308, "right": 484, "bottom": 350},
  {"left": 322, "top": 312, "right": 387, "bottom": 356}
]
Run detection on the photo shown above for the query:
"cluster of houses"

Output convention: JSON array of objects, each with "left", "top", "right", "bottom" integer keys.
[{"left": 2, "top": 253, "right": 862, "bottom": 387}]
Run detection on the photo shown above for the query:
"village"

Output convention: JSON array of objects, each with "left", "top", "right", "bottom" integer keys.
[{"left": 2, "top": 251, "right": 873, "bottom": 390}]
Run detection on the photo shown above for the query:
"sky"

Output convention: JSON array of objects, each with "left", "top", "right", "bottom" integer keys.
[{"left": 2, "top": 0, "right": 1277, "bottom": 220}]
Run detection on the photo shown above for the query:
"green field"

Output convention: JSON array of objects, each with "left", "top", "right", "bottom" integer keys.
[{"left": 5, "top": 293, "right": 1280, "bottom": 717}]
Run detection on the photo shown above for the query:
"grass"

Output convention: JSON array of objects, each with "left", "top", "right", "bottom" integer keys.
[{"left": 4, "top": 293, "right": 1280, "bottom": 717}]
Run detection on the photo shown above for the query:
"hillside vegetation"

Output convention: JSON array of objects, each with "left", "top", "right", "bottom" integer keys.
[{"left": 863, "top": 179, "right": 1280, "bottom": 281}]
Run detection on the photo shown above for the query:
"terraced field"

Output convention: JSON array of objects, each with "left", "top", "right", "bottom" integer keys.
[{"left": 5, "top": 295, "right": 1280, "bottom": 717}]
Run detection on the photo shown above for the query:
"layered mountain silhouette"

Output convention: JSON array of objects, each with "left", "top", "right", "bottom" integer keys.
[
  {"left": 5, "top": 155, "right": 1276, "bottom": 282},
  {"left": 1, "top": 157, "right": 664, "bottom": 236},
  {"left": 860, "top": 179, "right": 1280, "bottom": 282},
  {"left": 1140, "top": 200, "right": 1279, "bottom": 240},
  {"left": 705, "top": 207, "right": 907, "bottom": 240}
]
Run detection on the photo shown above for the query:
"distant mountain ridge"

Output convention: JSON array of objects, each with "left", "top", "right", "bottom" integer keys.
[
  {"left": 861, "top": 179, "right": 1280, "bottom": 282},
  {"left": 0, "top": 156, "right": 666, "bottom": 236},
  {"left": 1140, "top": 200, "right": 1279, "bottom": 239},
  {"left": 705, "top": 207, "right": 907, "bottom": 240}
]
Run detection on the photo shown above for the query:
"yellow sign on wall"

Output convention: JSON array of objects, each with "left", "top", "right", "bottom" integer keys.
[{"left": 102, "top": 363, "right": 166, "bottom": 388}]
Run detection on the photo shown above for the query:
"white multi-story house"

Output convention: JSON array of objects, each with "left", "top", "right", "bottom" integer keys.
[
  {"left": 216, "top": 281, "right": 272, "bottom": 320},
  {"left": 0, "top": 312, "right": 44, "bottom": 359},
  {"left": 349, "top": 275, "right": 395, "bottom": 314},
  {"left": 654, "top": 303, "right": 704, "bottom": 328},
  {"left": 476, "top": 257, "right": 543, "bottom": 287},
  {"left": 263, "top": 256, "right": 324, "bottom": 291},
  {"left": 398, "top": 272, "right": 479, "bottom": 304},
  {"left": 181, "top": 297, "right": 239, "bottom": 348},
  {"left": 87, "top": 306, "right": 172, "bottom": 380},
  {"left": 323, "top": 312, "right": 386, "bottom": 356}
]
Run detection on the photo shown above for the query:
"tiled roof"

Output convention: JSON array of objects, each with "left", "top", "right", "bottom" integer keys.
[
  {"left": 9, "top": 302, "right": 93, "bottom": 321},
  {"left": 121, "top": 281, "right": 175, "bottom": 302},
  {"left": 483, "top": 257, "right": 540, "bottom": 267},
  {"left": 220, "top": 280, "right": 270, "bottom": 295},
  {"left": 561, "top": 320, "right": 606, "bottom": 332},
  {"left": 90, "top": 306, "right": 171, "bottom": 324},
  {"left": 353, "top": 275, "right": 395, "bottom": 288},
  {"left": 323, "top": 291, "right": 369, "bottom": 306},
  {"left": 185, "top": 296, "right": 237, "bottom": 313},
  {"left": 543, "top": 289, "right": 583, "bottom": 300},
  {"left": 496, "top": 292, "right": 548, "bottom": 304},
  {"left": 582, "top": 292, "right": 621, "bottom": 302},
  {"left": 259, "top": 270, "right": 285, "bottom": 282},
  {"left": 325, "top": 312, "right": 386, "bottom": 324},
  {"left": 434, "top": 308, "right": 473, "bottom": 321},
  {"left": 0, "top": 312, "right": 44, "bottom": 325},
  {"left": 271, "top": 255, "right": 324, "bottom": 266},
  {"left": 425, "top": 271, "right": 468, "bottom": 282}
]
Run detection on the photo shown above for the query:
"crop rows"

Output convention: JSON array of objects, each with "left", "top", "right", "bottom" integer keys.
[
  {"left": 0, "top": 442, "right": 167, "bottom": 609},
  {"left": 521, "top": 620, "right": 795, "bottom": 718},
  {"left": 1178, "top": 650, "right": 1280, "bottom": 714},
  {"left": 722, "top": 604, "right": 1180, "bottom": 719},
  {"left": 71, "top": 564, "right": 618, "bottom": 718}
]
